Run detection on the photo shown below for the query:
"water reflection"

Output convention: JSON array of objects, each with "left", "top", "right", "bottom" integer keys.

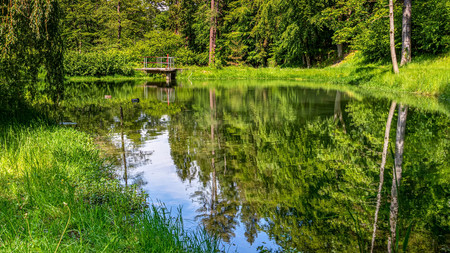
[{"left": 59, "top": 81, "right": 449, "bottom": 252}]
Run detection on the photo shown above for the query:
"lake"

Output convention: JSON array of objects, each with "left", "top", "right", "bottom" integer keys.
[{"left": 58, "top": 80, "right": 449, "bottom": 252}]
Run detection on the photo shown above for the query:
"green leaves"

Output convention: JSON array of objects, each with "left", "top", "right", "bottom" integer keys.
[
  {"left": 0, "top": 0, "right": 64, "bottom": 107},
  {"left": 64, "top": 50, "right": 135, "bottom": 77}
]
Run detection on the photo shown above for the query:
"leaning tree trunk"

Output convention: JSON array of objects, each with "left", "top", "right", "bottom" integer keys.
[
  {"left": 400, "top": 0, "right": 411, "bottom": 66},
  {"left": 209, "top": 0, "right": 217, "bottom": 65},
  {"left": 389, "top": 0, "right": 399, "bottom": 74},
  {"left": 387, "top": 104, "right": 408, "bottom": 253},
  {"left": 370, "top": 101, "right": 397, "bottom": 253}
]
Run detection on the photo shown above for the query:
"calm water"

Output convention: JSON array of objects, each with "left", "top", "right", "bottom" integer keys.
[{"left": 59, "top": 80, "right": 449, "bottom": 252}]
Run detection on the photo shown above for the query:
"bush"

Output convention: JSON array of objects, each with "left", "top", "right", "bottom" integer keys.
[
  {"left": 125, "top": 30, "right": 206, "bottom": 67},
  {"left": 64, "top": 50, "right": 135, "bottom": 77}
]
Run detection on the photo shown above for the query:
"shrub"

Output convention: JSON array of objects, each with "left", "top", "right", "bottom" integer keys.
[{"left": 64, "top": 50, "right": 135, "bottom": 77}]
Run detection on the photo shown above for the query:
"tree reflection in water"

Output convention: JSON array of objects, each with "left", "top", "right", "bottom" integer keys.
[{"left": 59, "top": 81, "right": 449, "bottom": 252}]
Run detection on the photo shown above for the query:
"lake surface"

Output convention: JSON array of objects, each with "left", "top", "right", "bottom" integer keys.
[{"left": 59, "top": 80, "right": 449, "bottom": 252}]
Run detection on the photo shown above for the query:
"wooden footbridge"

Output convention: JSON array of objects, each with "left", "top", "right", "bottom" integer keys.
[{"left": 135, "top": 56, "right": 181, "bottom": 82}]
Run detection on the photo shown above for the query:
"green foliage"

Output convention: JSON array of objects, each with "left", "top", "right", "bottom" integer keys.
[
  {"left": 64, "top": 50, "right": 135, "bottom": 77},
  {"left": 318, "top": 0, "right": 449, "bottom": 62},
  {"left": 0, "top": 0, "right": 65, "bottom": 108},
  {"left": 124, "top": 30, "right": 205, "bottom": 66},
  {"left": 412, "top": 0, "right": 450, "bottom": 54},
  {"left": 60, "top": 0, "right": 161, "bottom": 50}
]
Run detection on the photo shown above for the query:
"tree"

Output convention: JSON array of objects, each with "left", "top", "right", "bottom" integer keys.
[
  {"left": 400, "top": 0, "right": 411, "bottom": 65},
  {"left": 0, "top": 0, "right": 64, "bottom": 108},
  {"left": 389, "top": 0, "right": 400, "bottom": 74},
  {"left": 370, "top": 101, "right": 397, "bottom": 253},
  {"left": 117, "top": 0, "right": 122, "bottom": 44},
  {"left": 388, "top": 104, "right": 408, "bottom": 252},
  {"left": 209, "top": 0, "right": 218, "bottom": 65}
]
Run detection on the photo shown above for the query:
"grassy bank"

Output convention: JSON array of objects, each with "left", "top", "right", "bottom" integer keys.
[
  {"left": 178, "top": 53, "right": 450, "bottom": 98},
  {"left": 0, "top": 119, "right": 220, "bottom": 252},
  {"left": 65, "top": 73, "right": 165, "bottom": 82}
]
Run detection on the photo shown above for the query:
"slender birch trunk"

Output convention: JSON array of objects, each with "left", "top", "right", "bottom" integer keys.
[
  {"left": 387, "top": 104, "right": 408, "bottom": 252},
  {"left": 400, "top": 0, "right": 412, "bottom": 66},
  {"left": 370, "top": 101, "right": 397, "bottom": 253},
  {"left": 389, "top": 0, "right": 399, "bottom": 74}
]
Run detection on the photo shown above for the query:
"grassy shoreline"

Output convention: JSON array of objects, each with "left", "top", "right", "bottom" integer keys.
[
  {"left": 0, "top": 118, "right": 220, "bottom": 252},
  {"left": 177, "top": 53, "right": 449, "bottom": 98},
  {"left": 65, "top": 53, "right": 449, "bottom": 98},
  {"left": 66, "top": 74, "right": 164, "bottom": 82}
]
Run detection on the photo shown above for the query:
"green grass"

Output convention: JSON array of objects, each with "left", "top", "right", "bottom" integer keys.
[
  {"left": 178, "top": 53, "right": 450, "bottom": 98},
  {"left": 0, "top": 120, "right": 221, "bottom": 252},
  {"left": 65, "top": 72, "right": 165, "bottom": 82}
]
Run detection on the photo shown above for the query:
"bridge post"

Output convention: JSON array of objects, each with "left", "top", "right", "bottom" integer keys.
[{"left": 166, "top": 72, "right": 176, "bottom": 83}]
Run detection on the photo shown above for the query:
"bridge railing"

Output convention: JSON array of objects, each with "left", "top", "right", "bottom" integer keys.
[{"left": 143, "top": 55, "right": 176, "bottom": 69}]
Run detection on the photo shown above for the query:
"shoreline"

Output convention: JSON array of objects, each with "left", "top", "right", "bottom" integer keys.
[
  {"left": 63, "top": 53, "right": 449, "bottom": 99},
  {"left": 0, "top": 119, "right": 221, "bottom": 252}
]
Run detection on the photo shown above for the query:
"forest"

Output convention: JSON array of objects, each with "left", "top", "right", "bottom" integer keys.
[
  {"left": 0, "top": 0, "right": 449, "bottom": 252},
  {"left": 60, "top": 0, "right": 448, "bottom": 66},
  {"left": 1, "top": 0, "right": 449, "bottom": 109}
]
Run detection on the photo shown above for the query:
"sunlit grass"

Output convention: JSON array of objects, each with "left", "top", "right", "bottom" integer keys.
[
  {"left": 65, "top": 72, "right": 164, "bottom": 82},
  {"left": 178, "top": 53, "right": 450, "bottom": 98}
]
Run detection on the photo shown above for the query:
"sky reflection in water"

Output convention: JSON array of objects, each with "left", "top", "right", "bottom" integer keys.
[{"left": 61, "top": 81, "right": 449, "bottom": 252}]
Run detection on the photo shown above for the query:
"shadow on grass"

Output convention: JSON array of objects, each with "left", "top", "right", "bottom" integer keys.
[{"left": 347, "top": 66, "right": 390, "bottom": 86}]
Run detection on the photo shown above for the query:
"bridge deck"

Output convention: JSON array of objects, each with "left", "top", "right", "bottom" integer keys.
[{"left": 135, "top": 68, "right": 180, "bottom": 74}]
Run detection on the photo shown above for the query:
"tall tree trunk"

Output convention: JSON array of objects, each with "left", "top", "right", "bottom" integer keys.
[
  {"left": 370, "top": 101, "right": 397, "bottom": 253},
  {"left": 305, "top": 54, "right": 311, "bottom": 68},
  {"left": 337, "top": 16, "right": 343, "bottom": 58},
  {"left": 387, "top": 104, "right": 408, "bottom": 252},
  {"left": 400, "top": 0, "right": 411, "bottom": 66},
  {"left": 337, "top": 44, "right": 343, "bottom": 59},
  {"left": 389, "top": 0, "right": 399, "bottom": 74},
  {"left": 209, "top": 0, "right": 217, "bottom": 65},
  {"left": 174, "top": 0, "right": 180, "bottom": 35},
  {"left": 117, "top": 0, "right": 121, "bottom": 44}
]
